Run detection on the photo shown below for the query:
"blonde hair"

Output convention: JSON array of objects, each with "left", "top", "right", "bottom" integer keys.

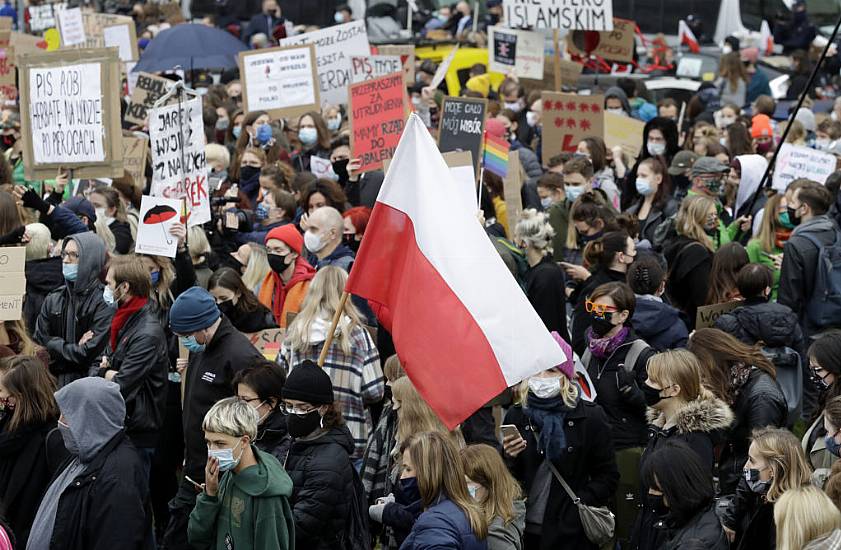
[
  {"left": 517, "top": 371, "right": 579, "bottom": 409},
  {"left": 241, "top": 243, "right": 271, "bottom": 293},
  {"left": 514, "top": 208, "right": 555, "bottom": 256},
  {"left": 188, "top": 225, "right": 211, "bottom": 264},
  {"left": 646, "top": 349, "right": 705, "bottom": 402},
  {"left": 402, "top": 431, "right": 488, "bottom": 539},
  {"left": 756, "top": 193, "right": 783, "bottom": 254},
  {"left": 285, "top": 266, "right": 365, "bottom": 355},
  {"left": 460, "top": 444, "right": 522, "bottom": 525},
  {"left": 139, "top": 253, "right": 176, "bottom": 308},
  {"left": 775, "top": 485, "right": 841, "bottom": 550},
  {"left": 392, "top": 376, "right": 462, "bottom": 447},
  {"left": 24, "top": 223, "right": 51, "bottom": 260},
  {"left": 205, "top": 143, "right": 231, "bottom": 170},
  {"left": 784, "top": 120, "right": 806, "bottom": 144},
  {"left": 751, "top": 427, "right": 812, "bottom": 502},
  {"left": 94, "top": 217, "right": 116, "bottom": 254},
  {"left": 2, "top": 319, "right": 37, "bottom": 357},
  {"left": 383, "top": 354, "right": 406, "bottom": 382},
  {"left": 202, "top": 396, "right": 259, "bottom": 440},
  {"left": 676, "top": 195, "right": 715, "bottom": 252}
]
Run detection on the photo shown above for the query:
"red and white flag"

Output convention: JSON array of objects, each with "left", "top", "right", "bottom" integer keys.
[
  {"left": 760, "top": 20, "right": 774, "bottom": 56},
  {"left": 679, "top": 20, "right": 700, "bottom": 53},
  {"left": 346, "top": 114, "right": 566, "bottom": 429}
]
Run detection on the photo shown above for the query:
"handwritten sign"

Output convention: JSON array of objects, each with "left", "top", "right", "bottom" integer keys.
[
  {"left": 135, "top": 195, "right": 181, "bottom": 258},
  {"left": 310, "top": 155, "right": 337, "bottom": 180},
  {"left": 438, "top": 96, "right": 487, "bottom": 178},
  {"left": 239, "top": 44, "right": 319, "bottom": 119},
  {"left": 148, "top": 95, "right": 211, "bottom": 226},
  {"left": 350, "top": 55, "right": 402, "bottom": 84},
  {"left": 125, "top": 72, "right": 173, "bottom": 126},
  {"left": 103, "top": 23, "right": 138, "bottom": 62},
  {"left": 488, "top": 26, "right": 544, "bottom": 80},
  {"left": 122, "top": 136, "right": 148, "bottom": 190},
  {"left": 376, "top": 44, "right": 415, "bottom": 85},
  {"left": 567, "top": 18, "right": 635, "bottom": 63},
  {"left": 279, "top": 20, "right": 370, "bottom": 105},
  {"left": 58, "top": 7, "right": 86, "bottom": 47},
  {"left": 0, "top": 247, "right": 25, "bottom": 321},
  {"left": 696, "top": 300, "right": 742, "bottom": 329},
  {"left": 541, "top": 92, "right": 605, "bottom": 160},
  {"left": 29, "top": 4, "right": 65, "bottom": 33},
  {"left": 504, "top": 0, "right": 613, "bottom": 31},
  {"left": 350, "top": 73, "right": 408, "bottom": 173},
  {"left": 245, "top": 329, "right": 284, "bottom": 361},
  {"left": 0, "top": 26, "right": 16, "bottom": 102},
  {"left": 81, "top": 12, "right": 133, "bottom": 49},
  {"left": 604, "top": 111, "right": 645, "bottom": 159},
  {"left": 772, "top": 143, "right": 836, "bottom": 192}
]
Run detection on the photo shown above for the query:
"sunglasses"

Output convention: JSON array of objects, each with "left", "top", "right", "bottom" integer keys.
[{"left": 585, "top": 299, "right": 618, "bottom": 317}]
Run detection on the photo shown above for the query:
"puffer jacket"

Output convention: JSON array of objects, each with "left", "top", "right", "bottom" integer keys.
[
  {"left": 285, "top": 425, "right": 356, "bottom": 550},
  {"left": 631, "top": 295, "right": 689, "bottom": 351},
  {"left": 714, "top": 298, "right": 805, "bottom": 354},
  {"left": 23, "top": 256, "right": 63, "bottom": 333},
  {"left": 400, "top": 497, "right": 488, "bottom": 550},
  {"left": 718, "top": 369, "right": 787, "bottom": 494},
  {"left": 661, "top": 504, "right": 730, "bottom": 550}
]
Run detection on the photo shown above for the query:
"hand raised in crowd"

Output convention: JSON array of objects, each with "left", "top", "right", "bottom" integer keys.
[
  {"left": 300, "top": 212, "right": 310, "bottom": 231},
  {"left": 54, "top": 170, "right": 69, "bottom": 195},
  {"left": 347, "top": 158, "right": 362, "bottom": 182},
  {"left": 735, "top": 215, "right": 752, "bottom": 233},
  {"left": 205, "top": 455, "right": 220, "bottom": 497},
  {"left": 502, "top": 433, "right": 527, "bottom": 458},
  {"left": 13, "top": 185, "right": 51, "bottom": 215},
  {"left": 560, "top": 261, "right": 590, "bottom": 282},
  {"left": 170, "top": 222, "right": 187, "bottom": 248}
]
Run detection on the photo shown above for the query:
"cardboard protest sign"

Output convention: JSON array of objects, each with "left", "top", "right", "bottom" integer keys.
[
  {"left": 81, "top": 13, "right": 133, "bottom": 49},
  {"left": 279, "top": 20, "right": 370, "bottom": 105},
  {"left": 57, "top": 7, "right": 86, "bottom": 47},
  {"left": 125, "top": 72, "right": 173, "bottom": 127},
  {"left": 696, "top": 300, "right": 742, "bottom": 329},
  {"left": 438, "top": 96, "right": 487, "bottom": 178},
  {"left": 350, "top": 72, "right": 408, "bottom": 173},
  {"left": 541, "top": 92, "right": 605, "bottom": 160},
  {"left": 29, "top": 4, "right": 64, "bottom": 34},
  {"left": 122, "top": 135, "right": 148, "bottom": 190},
  {"left": 135, "top": 195, "right": 181, "bottom": 258},
  {"left": 430, "top": 46, "right": 458, "bottom": 89},
  {"left": 350, "top": 55, "right": 402, "bottom": 85},
  {"left": 567, "top": 18, "right": 635, "bottom": 63},
  {"left": 19, "top": 48, "right": 124, "bottom": 180},
  {"left": 504, "top": 0, "right": 613, "bottom": 31},
  {"left": 309, "top": 155, "right": 337, "bottom": 180},
  {"left": 10, "top": 32, "right": 48, "bottom": 62},
  {"left": 239, "top": 44, "right": 319, "bottom": 119},
  {"left": 559, "top": 58, "right": 583, "bottom": 87},
  {"left": 245, "top": 329, "right": 284, "bottom": 361},
  {"left": 604, "top": 112, "right": 645, "bottom": 159},
  {"left": 149, "top": 95, "right": 211, "bottom": 227},
  {"left": 103, "top": 23, "right": 139, "bottom": 62},
  {"left": 772, "top": 143, "right": 836, "bottom": 191},
  {"left": 503, "top": 150, "right": 524, "bottom": 237},
  {"left": 376, "top": 44, "right": 415, "bottom": 85},
  {"left": 0, "top": 247, "right": 25, "bottom": 321},
  {"left": 488, "top": 26, "right": 544, "bottom": 80},
  {"left": 0, "top": 25, "right": 15, "bottom": 102}
]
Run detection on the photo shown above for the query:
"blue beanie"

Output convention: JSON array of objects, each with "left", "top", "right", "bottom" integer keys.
[{"left": 170, "top": 287, "right": 220, "bottom": 333}]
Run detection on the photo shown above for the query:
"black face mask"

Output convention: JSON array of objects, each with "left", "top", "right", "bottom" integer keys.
[
  {"left": 332, "top": 158, "right": 350, "bottom": 182},
  {"left": 580, "top": 230, "right": 603, "bottom": 244},
  {"left": 239, "top": 166, "right": 261, "bottom": 183},
  {"left": 590, "top": 315, "right": 615, "bottom": 337},
  {"left": 642, "top": 382, "right": 668, "bottom": 407},
  {"left": 787, "top": 205, "right": 802, "bottom": 226},
  {"left": 646, "top": 492, "right": 669, "bottom": 517},
  {"left": 811, "top": 370, "right": 832, "bottom": 392},
  {"left": 286, "top": 410, "right": 322, "bottom": 438},
  {"left": 344, "top": 234, "right": 360, "bottom": 253},
  {"left": 268, "top": 253, "right": 293, "bottom": 274},
  {"left": 217, "top": 300, "right": 236, "bottom": 319},
  {"left": 704, "top": 225, "right": 718, "bottom": 237}
]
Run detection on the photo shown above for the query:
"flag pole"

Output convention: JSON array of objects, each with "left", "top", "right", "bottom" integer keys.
[{"left": 318, "top": 291, "right": 350, "bottom": 367}]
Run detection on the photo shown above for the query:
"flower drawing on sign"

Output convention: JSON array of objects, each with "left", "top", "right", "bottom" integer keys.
[
  {"left": 554, "top": 100, "right": 563, "bottom": 110},
  {"left": 565, "top": 101, "right": 577, "bottom": 111},
  {"left": 579, "top": 103, "right": 590, "bottom": 112},
  {"left": 591, "top": 103, "right": 601, "bottom": 113},
  {"left": 554, "top": 116, "right": 564, "bottom": 128},
  {"left": 544, "top": 99, "right": 553, "bottom": 110},
  {"left": 581, "top": 119, "right": 592, "bottom": 131},
  {"left": 566, "top": 118, "right": 577, "bottom": 128}
]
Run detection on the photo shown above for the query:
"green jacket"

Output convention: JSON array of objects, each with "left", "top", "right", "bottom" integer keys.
[
  {"left": 684, "top": 190, "right": 738, "bottom": 250},
  {"left": 746, "top": 238, "right": 782, "bottom": 299},
  {"left": 188, "top": 447, "right": 296, "bottom": 550},
  {"left": 547, "top": 200, "right": 570, "bottom": 262}
]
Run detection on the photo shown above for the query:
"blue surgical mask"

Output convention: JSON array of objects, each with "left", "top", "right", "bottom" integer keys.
[
  {"left": 564, "top": 185, "right": 584, "bottom": 203},
  {"left": 103, "top": 285, "right": 116, "bottom": 306},
  {"left": 540, "top": 196, "right": 553, "bottom": 209},
  {"left": 232, "top": 126, "right": 242, "bottom": 139},
  {"left": 334, "top": 11, "right": 345, "bottom": 23},
  {"left": 635, "top": 178, "right": 655, "bottom": 196},
  {"left": 180, "top": 335, "right": 206, "bottom": 354},
  {"left": 62, "top": 263, "right": 78, "bottom": 281},
  {"left": 467, "top": 484, "right": 479, "bottom": 500},
  {"left": 208, "top": 440, "right": 244, "bottom": 472},
  {"left": 826, "top": 434, "right": 841, "bottom": 457},
  {"left": 327, "top": 115, "right": 341, "bottom": 132},
  {"left": 255, "top": 203, "right": 269, "bottom": 221},
  {"left": 256, "top": 123, "right": 273, "bottom": 146},
  {"left": 299, "top": 127, "right": 318, "bottom": 147},
  {"left": 150, "top": 271, "right": 160, "bottom": 286}
]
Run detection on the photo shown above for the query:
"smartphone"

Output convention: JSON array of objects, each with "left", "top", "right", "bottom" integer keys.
[{"left": 500, "top": 424, "right": 522, "bottom": 441}]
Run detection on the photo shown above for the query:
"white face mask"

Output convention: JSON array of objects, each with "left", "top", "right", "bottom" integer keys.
[
  {"left": 816, "top": 138, "right": 831, "bottom": 151},
  {"left": 95, "top": 207, "right": 114, "bottom": 225},
  {"left": 647, "top": 141, "right": 666, "bottom": 156},
  {"left": 504, "top": 100, "right": 523, "bottom": 113},
  {"left": 528, "top": 376, "right": 562, "bottom": 399},
  {"left": 606, "top": 107, "right": 625, "bottom": 116},
  {"left": 304, "top": 230, "right": 326, "bottom": 253},
  {"left": 526, "top": 111, "right": 539, "bottom": 128},
  {"left": 722, "top": 44, "right": 733, "bottom": 55}
]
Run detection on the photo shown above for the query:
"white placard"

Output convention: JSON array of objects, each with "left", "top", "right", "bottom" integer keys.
[
  {"left": 503, "top": 0, "right": 614, "bottom": 31},
  {"left": 149, "top": 96, "right": 211, "bottom": 227},
  {"left": 242, "top": 45, "right": 317, "bottom": 113},
  {"left": 58, "top": 7, "right": 86, "bottom": 47},
  {"left": 310, "top": 155, "right": 337, "bottom": 179},
  {"left": 350, "top": 55, "right": 402, "bottom": 84},
  {"left": 103, "top": 24, "right": 134, "bottom": 62},
  {"left": 135, "top": 195, "right": 181, "bottom": 258},
  {"left": 772, "top": 143, "right": 837, "bottom": 191},
  {"left": 488, "top": 26, "right": 545, "bottom": 80},
  {"left": 29, "top": 4, "right": 63, "bottom": 33},
  {"left": 279, "top": 20, "right": 370, "bottom": 105},
  {"left": 29, "top": 63, "right": 105, "bottom": 164}
]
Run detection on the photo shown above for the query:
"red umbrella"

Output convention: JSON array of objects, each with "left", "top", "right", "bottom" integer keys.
[{"left": 143, "top": 204, "right": 178, "bottom": 244}]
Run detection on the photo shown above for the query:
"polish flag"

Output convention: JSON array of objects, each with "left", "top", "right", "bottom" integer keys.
[
  {"left": 679, "top": 20, "right": 700, "bottom": 53},
  {"left": 760, "top": 20, "right": 774, "bottom": 56},
  {"left": 346, "top": 114, "right": 566, "bottom": 429}
]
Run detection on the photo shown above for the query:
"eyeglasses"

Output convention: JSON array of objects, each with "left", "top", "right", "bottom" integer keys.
[
  {"left": 585, "top": 299, "right": 618, "bottom": 317},
  {"left": 239, "top": 396, "right": 262, "bottom": 405},
  {"left": 60, "top": 251, "right": 79, "bottom": 260},
  {"left": 280, "top": 403, "right": 316, "bottom": 416}
]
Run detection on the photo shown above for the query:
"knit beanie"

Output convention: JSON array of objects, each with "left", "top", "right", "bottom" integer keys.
[
  {"left": 266, "top": 224, "right": 304, "bottom": 255},
  {"left": 170, "top": 287, "right": 220, "bottom": 333},
  {"left": 751, "top": 114, "right": 773, "bottom": 139},
  {"left": 282, "top": 360, "right": 335, "bottom": 405}
]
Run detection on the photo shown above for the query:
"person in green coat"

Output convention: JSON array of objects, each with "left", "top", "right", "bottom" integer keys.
[
  {"left": 745, "top": 193, "right": 792, "bottom": 300},
  {"left": 188, "top": 397, "right": 295, "bottom": 550}
]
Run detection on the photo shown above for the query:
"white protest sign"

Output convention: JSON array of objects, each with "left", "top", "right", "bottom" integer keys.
[
  {"left": 279, "top": 20, "right": 370, "bottom": 105},
  {"left": 350, "top": 55, "right": 403, "bottom": 84},
  {"left": 488, "top": 26, "right": 544, "bottom": 80},
  {"left": 239, "top": 44, "right": 319, "bottom": 119},
  {"left": 149, "top": 96, "right": 211, "bottom": 227},
  {"left": 310, "top": 155, "right": 337, "bottom": 179},
  {"left": 29, "top": 63, "right": 105, "bottom": 164},
  {"left": 29, "top": 4, "right": 63, "bottom": 33},
  {"left": 503, "top": 0, "right": 614, "bottom": 31},
  {"left": 103, "top": 23, "right": 137, "bottom": 62},
  {"left": 430, "top": 46, "right": 458, "bottom": 89},
  {"left": 135, "top": 195, "right": 181, "bottom": 258},
  {"left": 58, "top": 7, "right": 86, "bottom": 47},
  {"left": 772, "top": 143, "right": 836, "bottom": 191}
]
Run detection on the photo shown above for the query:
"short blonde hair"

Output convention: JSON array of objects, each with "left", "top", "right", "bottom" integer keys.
[
  {"left": 751, "top": 427, "right": 812, "bottom": 502},
  {"left": 775, "top": 485, "right": 841, "bottom": 550},
  {"left": 188, "top": 225, "right": 211, "bottom": 262},
  {"left": 206, "top": 143, "right": 231, "bottom": 170},
  {"left": 24, "top": 223, "right": 51, "bottom": 260},
  {"left": 202, "top": 397, "right": 259, "bottom": 440},
  {"left": 514, "top": 208, "right": 555, "bottom": 255},
  {"left": 646, "top": 349, "right": 704, "bottom": 402}
]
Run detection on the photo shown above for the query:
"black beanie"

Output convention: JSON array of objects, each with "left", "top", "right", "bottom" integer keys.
[{"left": 282, "top": 360, "right": 334, "bottom": 405}]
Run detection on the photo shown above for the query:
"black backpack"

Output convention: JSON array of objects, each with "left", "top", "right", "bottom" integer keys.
[
  {"left": 340, "top": 468, "right": 372, "bottom": 550},
  {"left": 761, "top": 346, "right": 803, "bottom": 427},
  {"left": 800, "top": 229, "right": 841, "bottom": 329}
]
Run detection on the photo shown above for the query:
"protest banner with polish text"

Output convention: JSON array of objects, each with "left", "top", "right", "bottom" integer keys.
[
  {"left": 488, "top": 26, "right": 545, "bottom": 80},
  {"left": 125, "top": 72, "right": 173, "bottom": 127},
  {"left": 771, "top": 143, "right": 836, "bottom": 192},
  {"left": 239, "top": 44, "right": 320, "bottom": 119},
  {"left": 0, "top": 247, "right": 25, "bottom": 321},
  {"left": 567, "top": 18, "right": 635, "bottom": 63},
  {"left": 503, "top": 0, "right": 614, "bottom": 31},
  {"left": 374, "top": 44, "right": 416, "bottom": 85},
  {"left": 122, "top": 136, "right": 148, "bottom": 191},
  {"left": 350, "top": 72, "right": 408, "bottom": 173},
  {"left": 350, "top": 55, "right": 403, "bottom": 84},
  {"left": 541, "top": 91, "right": 605, "bottom": 160},
  {"left": 57, "top": 7, "right": 86, "bottom": 48},
  {"left": 437, "top": 96, "right": 487, "bottom": 178}
]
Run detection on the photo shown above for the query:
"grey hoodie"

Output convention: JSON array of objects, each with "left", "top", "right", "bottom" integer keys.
[
  {"left": 65, "top": 231, "right": 107, "bottom": 295},
  {"left": 488, "top": 499, "right": 526, "bottom": 550},
  {"left": 605, "top": 86, "right": 631, "bottom": 115}
]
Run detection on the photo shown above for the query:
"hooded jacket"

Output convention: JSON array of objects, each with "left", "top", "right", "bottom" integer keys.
[
  {"left": 733, "top": 155, "right": 769, "bottom": 220},
  {"left": 34, "top": 232, "right": 114, "bottom": 387},
  {"left": 622, "top": 117, "right": 681, "bottom": 210},
  {"left": 27, "top": 378, "right": 146, "bottom": 550},
  {"left": 605, "top": 87, "right": 632, "bottom": 115},
  {"left": 631, "top": 295, "right": 689, "bottom": 351},
  {"left": 23, "top": 255, "right": 63, "bottom": 333},
  {"left": 714, "top": 298, "right": 805, "bottom": 354},
  {"left": 663, "top": 236, "right": 713, "bottom": 330},
  {"left": 188, "top": 447, "right": 295, "bottom": 550}
]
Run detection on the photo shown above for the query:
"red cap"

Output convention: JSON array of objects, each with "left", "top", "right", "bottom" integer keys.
[{"left": 265, "top": 224, "right": 304, "bottom": 254}]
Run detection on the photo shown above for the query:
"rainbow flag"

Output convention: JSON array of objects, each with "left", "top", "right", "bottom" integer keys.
[{"left": 483, "top": 132, "right": 510, "bottom": 177}]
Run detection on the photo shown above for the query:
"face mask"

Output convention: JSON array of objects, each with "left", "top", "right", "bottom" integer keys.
[
  {"left": 787, "top": 205, "right": 802, "bottom": 226},
  {"left": 647, "top": 141, "right": 666, "bottom": 156},
  {"left": 255, "top": 203, "right": 269, "bottom": 221},
  {"left": 334, "top": 11, "right": 345, "bottom": 23},
  {"left": 467, "top": 484, "right": 479, "bottom": 500},
  {"left": 327, "top": 115, "right": 341, "bottom": 132},
  {"left": 215, "top": 118, "right": 230, "bottom": 131},
  {"left": 504, "top": 100, "right": 523, "bottom": 113},
  {"left": 642, "top": 382, "right": 669, "bottom": 407},
  {"left": 103, "top": 285, "right": 117, "bottom": 306},
  {"left": 816, "top": 138, "right": 831, "bottom": 151},
  {"left": 268, "top": 253, "right": 294, "bottom": 274},
  {"left": 744, "top": 468, "right": 771, "bottom": 494},
  {"left": 528, "top": 376, "right": 562, "bottom": 399},
  {"left": 580, "top": 230, "right": 603, "bottom": 243},
  {"left": 719, "top": 137, "right": 728, "bottom": 147},
  {"left": 539, "top": 196, "right": 554, "bottom": 209},
  {"left": 332, "top": 158, "right": 350, "bottom": 181},
  {"left": 411, "top": 96, "right": 422, "bottom": 108},
  {"left": 344, "top": 234, "right": 360, "bottom": 253},
  {"left": 755, "top": 140, "right": 772, "bottom": 154},
  {"left": 150, "top": 271, "right": 161, "bottom": 286},
  {"left": 646, "top": 492, "right": 669, "bottom": 517},
  {"left": 778, "top": 211, "right": 795, "bottom": 229},
  {"left": 564, "top": 185, "right": 584, "bottom": 202},
  {"left": 399, "top": 476, "right": 421, "bottom": 502},
  {"left": 286, "top": 409, "right": 322, "bottom": 438},
  {"left": 826, "top": 434, "right": 841, "bottom": 457},
  {"left": 240, "top": 165, "right": 261, "bottom": 183},
  {"left": 62, "top": 263, "right": 78, "bottom": 282},
  {"left": 635, "top": 178, "right": 655, "bottom": 196},
  {"left": 526, "top": 111, "right": 539, "bottom": 128},
  {"left": 722, "top": 44, "right": 733, "bottom": 55},
  {"left": 256, "top": 123, "right": 273, "bottom": 146},
  {"left": 299, "top": 127, "right": 318, "bottom": 147},
  {"left": 208, "top": 440, "right": 244, "bottom": 472},
  {"left": 217, "top": 300, "right": 236, "bottom": 319},
  {"left": 57, "top": 420, "right": 79, "bottom": 455},
  {"left": 180, "top": 335, "right": 206, "bottom": 354},
  {"left": 590, "top": 315, "right": 617, "bottom": 337},
  {"left": 719, "top": 117, "right": 736, "bottom": 129},
  {"left": 606, "top": 108, "right": 625, "bottom": 116},
  {"left": 305, "top": 230, "right": 326, "bottom": 253},
  {"left": 232, "top": 126, "right": 242, "bottom": 139}
]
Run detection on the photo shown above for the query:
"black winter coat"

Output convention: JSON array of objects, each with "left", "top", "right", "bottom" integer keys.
[
  {"left": 182, "top": 317, "right": 263, "bottom": 481},
  {"left": 48, "top": 431, "right": 147, "bottom": 550},
  {"left": 285, "top": 425, "right": 356, "bottom": 550},
  {"left": 525, "top": 256, "right": 569, "bottom": 341},
  {"left": 583, "top": 330, "right": 656, "bottom": 449},
  {"left": 224, "top": 303, "right": 278, "bottom": 334},
  {"left": 96, "top": 304, "right": 169, "bottom": 448},
  {"left": 714, "top": 298, "right": 805, "bottom": 355},
  {"left": 661, "top": 504, "right": 730, "bottom": 550},
  {"left": 663, "top": 236, "right": 712, "bottom": 330},
  {"left": 504, "top": 400, "right": 619, "bottom": 550},
  {"left": 570, "top": 268, "right": 628, "bottom": 356},
  {"left": 721, "top": 478, "right": 775, "bottom": 550},
  {"left": 627, "top": 199, "right": 678, "bottom": 245},
  {"left": 255, "top": 409, "right": 290, "bottom": 464},
  {"left": 110, "top": 220, "right": 133, "bottom": 255},
  {"left": 718, "top": 369, "right": 787, "bottom": 494},
  {"left": 23, "top": 256, "right": 63, "bottom": 333}
]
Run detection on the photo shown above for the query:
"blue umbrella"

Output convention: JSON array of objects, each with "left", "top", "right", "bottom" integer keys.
[{"left": 132, "top": 24, "right": 248, "bottom": 73}]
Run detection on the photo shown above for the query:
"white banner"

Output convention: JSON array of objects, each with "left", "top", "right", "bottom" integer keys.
[
  {"left": 503, "top": 0, "right": 613, "bottom": 30},
  {"left": 488, "top": 26, "right": 545, "bottom": 79},
  {"left": 350, "top": 55, "right": 403, "bottom": 84},
  {"left": 241, "top": 45, "right": 318, "bottom": 114},
  {"left": 772, "top": 143, "right": 836, "bottom": 192},
  {"left": 57, "top": 7, "right": 86, "bottom": 47}
]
